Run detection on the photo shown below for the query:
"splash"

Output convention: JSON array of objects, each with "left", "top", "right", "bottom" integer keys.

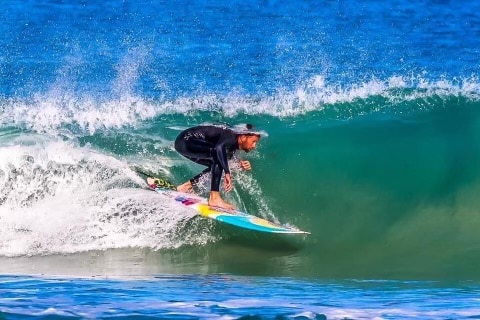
[
  {"left": 1, "top": 74, "right": 480, "bottom": 136},
  {"left": 0, "top": 137, "right": 216, "bottom": 257}
]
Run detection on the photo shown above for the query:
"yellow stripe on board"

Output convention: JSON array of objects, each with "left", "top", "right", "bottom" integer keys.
[{"left": 198, "top": 204, "right": 222, "bottom": 219}]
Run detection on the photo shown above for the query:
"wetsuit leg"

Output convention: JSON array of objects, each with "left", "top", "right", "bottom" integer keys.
[
  {"left": 188, "top": 162, "right": 222, "bottom": 192},
  {"left": 175, "top": 135, "right": 223, "bottom": 191},
  {"left": 189, "top": 163, "right": 210, "bottom": 186}
]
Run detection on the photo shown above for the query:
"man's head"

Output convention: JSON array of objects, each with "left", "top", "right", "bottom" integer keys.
[
  {"left": 238, "top": 134, "right": 260, "bottom": 152},
  {"left": 232, "top": 123, "right": 267, "bottom": 152}
]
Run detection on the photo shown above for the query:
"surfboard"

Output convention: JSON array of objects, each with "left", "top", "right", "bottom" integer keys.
[{"left": 146, "top": 177, "right": 310, "bottom": 235}]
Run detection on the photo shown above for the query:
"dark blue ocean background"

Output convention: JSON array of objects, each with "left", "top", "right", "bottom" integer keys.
[{"left": 1, "top": 0, "right": 480, "bottom": 318}]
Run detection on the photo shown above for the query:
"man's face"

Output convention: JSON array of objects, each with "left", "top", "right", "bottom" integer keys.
[{"left": 239, "top": 135, "right": 260, "bottom": 152}]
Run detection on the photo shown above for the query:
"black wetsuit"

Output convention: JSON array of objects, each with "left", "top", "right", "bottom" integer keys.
[{"left": 174, "top": 126, "right": 239, "bottom": 191}]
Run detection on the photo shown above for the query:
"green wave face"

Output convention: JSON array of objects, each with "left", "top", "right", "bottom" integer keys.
[
  {"left": 158, "top": 96, "right": 480, "bottom": 280},
  {"left": 114, "top": 94, "right": 480, "bottom": 279},
  {"left": 253, "top": 97, "right": 480, "bottom": 279}
]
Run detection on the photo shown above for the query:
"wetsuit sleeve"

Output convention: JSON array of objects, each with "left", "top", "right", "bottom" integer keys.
[
  {"left": 213, "top": 129, "right": 238, "bottom": 175},
  {"left": 214, "top": 143, "right": 231, "bottom": 175}
]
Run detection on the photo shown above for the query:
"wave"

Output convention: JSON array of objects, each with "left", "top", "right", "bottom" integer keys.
[
  {"left": 2, "top": 74, "right": 480, "bottom": 279},
  {"left": 1, "top": 75, "right": 479, "bottom": 136}
]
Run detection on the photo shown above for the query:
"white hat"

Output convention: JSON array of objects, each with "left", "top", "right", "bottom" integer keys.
[{"left": 231, "top": 123, "right": 269, "bottom": 137}]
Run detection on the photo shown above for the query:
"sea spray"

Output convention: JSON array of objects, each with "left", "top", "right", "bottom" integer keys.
[{"left": 0, "top": 137, "right": 218, "bottom": 256}]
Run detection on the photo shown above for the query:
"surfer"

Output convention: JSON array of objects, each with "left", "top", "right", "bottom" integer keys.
[{"left": 174, "top": 124, "right": 266, "bottom": 210}]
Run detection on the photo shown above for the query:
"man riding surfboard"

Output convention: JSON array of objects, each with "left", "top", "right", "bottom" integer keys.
[{"left": 174, "top": 124, "right": 267, "bottom": 210}]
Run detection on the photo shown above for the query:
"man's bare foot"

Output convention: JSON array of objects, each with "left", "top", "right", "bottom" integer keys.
[
  {"left": 177, "top": 181, "right": 193, "bottom": 193},
  {"left": 208, "top": 191, "right": 234, "bottom": 210}
]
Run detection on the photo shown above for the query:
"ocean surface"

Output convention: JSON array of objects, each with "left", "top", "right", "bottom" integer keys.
[{"left": 1, "top": 0, "right": 480, "bottom": 318}]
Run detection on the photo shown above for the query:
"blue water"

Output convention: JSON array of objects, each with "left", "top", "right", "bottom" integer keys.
[
  {"left": 1, "top": 0, "right": 480, "bottom": 318},
  {"left": 2, "top": 275, "right": 480, "bottom": 319}
]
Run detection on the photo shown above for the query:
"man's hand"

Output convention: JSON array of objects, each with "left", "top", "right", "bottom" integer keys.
[
  {"left": 240, "top": 160, "right": 251, "bottom": 171},
  {"left": 223, "top": 173, "right": 233, "bottom": 192}
]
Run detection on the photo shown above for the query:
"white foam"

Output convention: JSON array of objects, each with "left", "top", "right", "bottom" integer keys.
[
  {"left": 0, "top": 137, "right": 215, "bottom": 257},
  {"left": 2, "top": 74, "right": 479, "bottom": 136},
  {"left": 2, "top": 92, "right": 158, "bottom": 136}
]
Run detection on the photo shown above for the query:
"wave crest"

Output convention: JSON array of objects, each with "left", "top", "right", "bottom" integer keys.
[{"left": 1, "top": 75, "right": 479, "bottom": 135}]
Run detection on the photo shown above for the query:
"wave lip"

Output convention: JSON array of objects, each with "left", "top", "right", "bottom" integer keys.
[
  {"left": 1, "top": 92, "right": 158, "bottom": 136},
  {"left": 2, "top": 75, "right": 479, "bottom": 136}
]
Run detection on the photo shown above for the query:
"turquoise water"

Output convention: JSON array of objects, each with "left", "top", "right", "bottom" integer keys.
[{"left": 1, "top": 0, "right": 480, "bottom": 318}]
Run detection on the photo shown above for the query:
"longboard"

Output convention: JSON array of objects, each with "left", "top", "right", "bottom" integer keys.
[{"left": 146, "top": 177, "right": 310, "bottom": 235}]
